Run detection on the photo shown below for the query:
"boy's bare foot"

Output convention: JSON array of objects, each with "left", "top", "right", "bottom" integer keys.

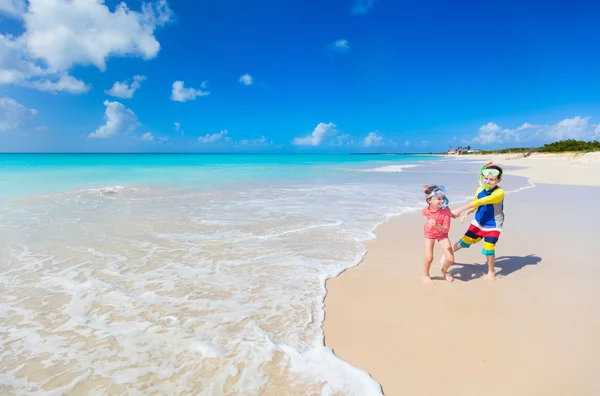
[
  {"left": 441, "top": 266, "right": 454, "bottom": 282},
  {"left": 423, "top": 276, "right": 434, "bottom": 285},
  {"left": 484, "top": 271, "right": 496, "bottom": 281}
]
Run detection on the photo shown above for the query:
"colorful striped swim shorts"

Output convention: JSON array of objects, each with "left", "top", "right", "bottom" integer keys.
[{"left": 458, "top": 222, "right": 501, "bottom": 256}]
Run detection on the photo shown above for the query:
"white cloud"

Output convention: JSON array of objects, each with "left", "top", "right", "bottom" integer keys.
[
  {"left": 198, "top": 129, "right": 227, "bottom": 144},
  {"left": 240, "top": 136, "right": 266, "bottom": 145},
  {"left": 0, "top": 0, "right": 172, "bottom": 94},
  {"left": 362, "top": 132, "right": 383, "bottom": 147},
  {"left": 595, "top": 124, "right": 600, "bottom": 136},
  {"left": 171, "top": 80, "right": 210, "bottom": 102},
  {"left": 28, "top": 74, "right": 90, "bottom": 94},
  {"left": 88, "top": 100, "right": 139, "bottom": 139},
  {"left": 351, "top": 0, "right": 375, "bottom": 14},
  {"left": 327, "top": 39, "right": 350, "bottom": 54},
  {"left": 473, "top": 121, "right": 519, "bottom": 144},
  {"left": 0, "top": 96, "right": 38, "bottom": 132},
  {"left": 106, "top": 75, "right": 146, "bottom": 99},
  {"left": 293, "top": 122, "right": 338, "bottom": 146},
  {"left": 0, "top": 0, "right": 26, "bottom": 18},
  {"left": 472, "top": 116, "right": 600, "bottom": 145},
  {"left": 174, "top": 121, "right": 184, "bottom": 134},
  {"left": 158, "top": 136, "right": 169, "bottom": 142},
  {"left": 332, "top": 134, "right": 352, "bottom": 146},
  {"left": 0, "top": 34, "right": 90, "bottom": 93},
  {"left": 404, "top": 140, "right": 410, "bottom": 146},
  {"left": 239, "top": 74, "right": 253, "bottom": 86},
  {"left": 141, "top": 132, "right": 154, "bottom": 142},
  {"left": 24, "top": 0, "right": 172, "bottom": 71}
]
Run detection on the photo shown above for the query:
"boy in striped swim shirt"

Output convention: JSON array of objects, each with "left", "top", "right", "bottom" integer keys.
[{"left": 442, "top": 164, "right": 505, "bottom": 281}]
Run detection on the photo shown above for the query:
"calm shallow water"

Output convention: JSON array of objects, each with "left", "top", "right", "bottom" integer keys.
[{"left": 0, "top": 154, "right": 532, "bottom": 395}]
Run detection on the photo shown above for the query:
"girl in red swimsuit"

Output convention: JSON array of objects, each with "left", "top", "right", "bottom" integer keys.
[{"left": 421, "top": 185, "right": 458, "bottom": 284}]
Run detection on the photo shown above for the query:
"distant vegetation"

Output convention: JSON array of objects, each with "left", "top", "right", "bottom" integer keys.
[
  {"left": 537, "top": 139, "right": 600, "bottom": 153},
  {"left": 451, "top": 139, "right": 600, "bottom": 155}
]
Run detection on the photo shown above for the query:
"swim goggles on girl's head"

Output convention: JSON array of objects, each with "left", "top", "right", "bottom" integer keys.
[
  {"left": 423, "top": 185, "right": 450, "bottom": 209},
  {"left": 424, "top": 185, "right": 447, "bottom": 198},
  {"left": 479, "top": 162, "right": 499, "bottom": 190}
]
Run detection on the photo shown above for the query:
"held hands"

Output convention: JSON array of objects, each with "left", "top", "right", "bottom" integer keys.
[{"left": 460, "top": 213, "right": 469, "bottom": 223}]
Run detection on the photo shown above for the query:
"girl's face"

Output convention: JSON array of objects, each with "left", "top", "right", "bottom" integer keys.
[{"left": 429, "top": 195, "right": 445, "bottom": 209}]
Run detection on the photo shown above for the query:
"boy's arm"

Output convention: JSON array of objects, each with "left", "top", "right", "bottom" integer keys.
[
  {"left": 460, "top": 208, "right": 475, "bottom": 223},
  {"left": 470, "top": 188, "right": 504, "bottom": 209},
  {"left": 449, "top": 207, "right": 459, "bottom": 218},
  {"left": 453, "top": 188, "right": 504, "bottom": 216}
]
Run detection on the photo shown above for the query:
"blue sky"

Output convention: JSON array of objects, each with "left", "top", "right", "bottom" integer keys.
[{"left": 1, "top": 0, "right": 599, "bottom": 153}]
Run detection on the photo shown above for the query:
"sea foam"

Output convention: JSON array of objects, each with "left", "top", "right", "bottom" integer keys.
[{"left": 0, "top": 156, "right": 532, "bottom": 394}]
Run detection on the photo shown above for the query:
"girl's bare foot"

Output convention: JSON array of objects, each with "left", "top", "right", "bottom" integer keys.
[
  {"left": 484, "top": 271, "right": 496, "bottom": 281},
  {"left": 423, "top": 276, "right": 434, "bottom": 284},
  {"left": 441, "top": 266, "right": 454, "bottom": 282}
]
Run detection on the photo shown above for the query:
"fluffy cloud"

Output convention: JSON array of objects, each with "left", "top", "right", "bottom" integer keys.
[
  {"left": 351, "top": 0, "right": 375, "bottom": 14},
  {"left": 24, "top": 0, "right": 172, "bottom": 71},
  {"left": 239, "top": 136, "right": 266, "bottom": 145},
  {"left": 198, "top": 129, "right": 227, "bottom": 144},
  {"left": 89, "top": 100, "right": 139, "bottom": 138},
  {"left": 404, "top": 140, "right": 410, "bottom": 146},
  {"left": 141, "top": 132, "right": 154, "bottom": 141},
  {"left": 293, "top": 122, "right": 338, "bottom": 146},
  {"left": 472, "top": 116, "right": 600, "bottom": 145},
  {"left": 0, "top": 33, "right": 90, "bottom": 93},
  {"left": 362, "top": 132, "right": 383, "bottom": 147},
  {"left": 0, "top": 96, "right": 38, "bottom": 132},
  {"left": 239, "top": 74, "right": 253, "bottom": 86},
  {"left": 0, "top": 0, "right": 26, "bottom": 18},
  {"left": 174, "top": 121, "right": 185, "bottom": 135},
  {"left": 327, "top": 39, "right": 350, "bottom": 54},
  {"left": 236, "top": 135, "right": 281, "bottom": 147},
  {"left": 171, "top": 80, "right": 210, "bottom": 102},
  {"left": 106, "top": 75, "right": 147, "bottom": 99},
  {"left": 332, "top": 134, "right": 353, "bottom": 146},
  {"left": 0, "top": 0, "right": 172, "bottom": 94}
]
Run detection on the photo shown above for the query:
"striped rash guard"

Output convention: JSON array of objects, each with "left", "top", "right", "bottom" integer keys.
[{"left": 471, "top": 185, "right": 505, "bottom": 230}]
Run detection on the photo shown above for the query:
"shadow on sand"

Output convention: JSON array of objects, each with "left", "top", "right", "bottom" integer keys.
[{"left": 448, "top": 254, "right": 542, "bottom": 281}]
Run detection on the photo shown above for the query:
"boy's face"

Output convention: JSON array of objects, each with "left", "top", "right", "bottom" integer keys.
[{"left": 482, "top": 175, "right": 501, "bottom": 189}]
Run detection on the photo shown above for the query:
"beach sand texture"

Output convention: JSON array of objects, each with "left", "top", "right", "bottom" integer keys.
[{"left": 324, "top": 153, "right": 600, "bottom": 396}]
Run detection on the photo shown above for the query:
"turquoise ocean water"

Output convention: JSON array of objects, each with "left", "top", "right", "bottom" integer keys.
[{"left": 0, "top": 154, "right": 531, "bottom": 394}]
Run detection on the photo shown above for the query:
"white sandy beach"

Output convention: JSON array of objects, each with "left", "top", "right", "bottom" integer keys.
[{"left": 323, "top": 152, "right": 600, "bottom": 395}]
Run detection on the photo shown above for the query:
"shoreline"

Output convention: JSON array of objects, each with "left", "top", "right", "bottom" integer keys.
[{"left": 323, "top": 153, "right": 600, "bottom": 395}]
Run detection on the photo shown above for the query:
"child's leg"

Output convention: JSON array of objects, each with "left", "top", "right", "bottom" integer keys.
[
  {"left": 423, "top": 238, "right": 435, "bottom": 284},
  {"left": 439, "top": 233, "right": 476, "bottom": 268},
  {"left": 482, "top": 235, "right": 499, "bottom": 280},
  {"left": 485, "top": 255, "right": 496, "bottom": 280},
  {"left": 437, "top": 238, "right": 455, "bottom": 282}
]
